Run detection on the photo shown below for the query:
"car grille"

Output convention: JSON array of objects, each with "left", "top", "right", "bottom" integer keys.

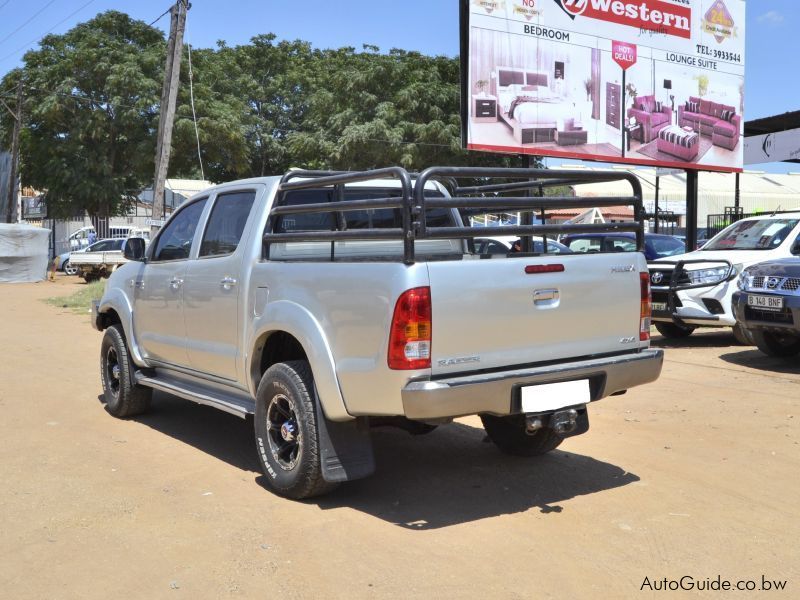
[
  {"left": 649, "top": 269, "right": 691, "bottom": 287},
  {"left": 744, "top": 306, "right": 795, "bottom": 325},
  {"left": 746, "top": 276, "right": 800, "bottom": 294}
]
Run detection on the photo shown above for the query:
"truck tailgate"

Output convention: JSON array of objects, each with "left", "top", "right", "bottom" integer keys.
[{"left": 426, "top": 253, "right": 647, "bottom": 376}]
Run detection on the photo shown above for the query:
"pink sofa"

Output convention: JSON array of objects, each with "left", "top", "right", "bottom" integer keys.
[
  {"left": 627, "top": 95, "right": 672, "bottom": 143},
  {"left": 678, "top": 97, "right": 740, "bottom": 150}
]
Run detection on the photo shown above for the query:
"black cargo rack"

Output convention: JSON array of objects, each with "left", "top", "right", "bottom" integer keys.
[{"left": 264, "top": 166, "right": 645, "bottom": 264}]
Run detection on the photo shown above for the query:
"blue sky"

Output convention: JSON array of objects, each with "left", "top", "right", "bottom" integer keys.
[{"left": 0, "top": 0, "right": 796, "bottom": 172}]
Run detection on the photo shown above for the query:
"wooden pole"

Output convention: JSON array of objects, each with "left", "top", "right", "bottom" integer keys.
[
  {"left": 151, "top": 0, "right": 188, "bottom": 239},
  {"left": 5, "top": 79, "right": 22, "bottom": 224}
]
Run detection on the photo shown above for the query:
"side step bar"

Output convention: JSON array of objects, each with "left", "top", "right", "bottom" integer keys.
[{"left": 134, "top": 372, "right": 255, "bottom": 418}]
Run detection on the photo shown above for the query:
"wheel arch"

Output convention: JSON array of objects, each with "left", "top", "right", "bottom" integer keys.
[
  {"left": 97, "top": 288, "right": 147, "bottom": 367},
  {"left": 249, "top": 301, "right": 350, "bottom": 421}
]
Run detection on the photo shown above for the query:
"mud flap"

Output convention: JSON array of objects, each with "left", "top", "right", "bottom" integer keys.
[{"left": 314, "top": 386, "right": 375, "bottom": 483}]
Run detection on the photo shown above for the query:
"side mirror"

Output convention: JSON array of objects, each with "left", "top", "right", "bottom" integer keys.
[
  {"left": 124, "top": 237, "right": 147, "bottom": 261},
  {"left": 792, "top": 239, "right": 800, "bottom": 256}
]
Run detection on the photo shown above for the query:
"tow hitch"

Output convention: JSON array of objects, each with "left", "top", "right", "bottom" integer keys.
[{"left": 525, "top": 406, "right": 589, "bottom": 438}]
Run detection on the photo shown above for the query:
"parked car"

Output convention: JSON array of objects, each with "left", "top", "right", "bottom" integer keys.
[
  {"left": 91, "top": 166, "right": 662, "bottom": 499},
  {"left": 733, "top": 257, "right": 800, "bottom": 357},
  {"left": 649, "top": 213, "right": 800, "bottom": 341},
  {"left": 70, "top": 238, "right": 127, "bottom": 282},
  {"left": 474, "top": 236, "right": 572, "bottom": 255},
  {"left": 560, "top": 232, "right": 685, "bottom": 260},
  {"left": 57, "top": 249, "right": 82, "bottom": 276}
]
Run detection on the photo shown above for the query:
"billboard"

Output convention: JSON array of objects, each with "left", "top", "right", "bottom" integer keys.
[{"left": 460, "top": 0, "right": 746, "bottom": 172}]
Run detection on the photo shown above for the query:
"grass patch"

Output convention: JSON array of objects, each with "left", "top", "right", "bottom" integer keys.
[{"left": 44, "top": 280, "right": 107, "bottom": 314}]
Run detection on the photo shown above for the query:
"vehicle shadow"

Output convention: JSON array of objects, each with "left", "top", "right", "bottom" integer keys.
[
  {"left": 651, "top": 329, "right": 739, "bottom": 349},
  {"left": 120, "top": 393, "right": 639, "bottom": 529},
  {"left": 124, "top": 392, "right": 262, "bottom": 473},
  {"left": 719, "top": 349, "right": 800, "bottom": 375},
  {"left": 305, "top": 423, "right": 639, "bottom": 530}
]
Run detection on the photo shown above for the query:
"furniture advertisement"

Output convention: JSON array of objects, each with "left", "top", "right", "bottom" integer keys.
[{"left": 460, "top": 0, "right": 746, "bottom": 172}]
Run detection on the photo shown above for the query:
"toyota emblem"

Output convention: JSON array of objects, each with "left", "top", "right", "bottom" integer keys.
[
  {"left": 651, "top": 272, "right": 664, "bottom": 285},
  {"left": 767, "top": 277, "right": 781, "bottom": 289}
]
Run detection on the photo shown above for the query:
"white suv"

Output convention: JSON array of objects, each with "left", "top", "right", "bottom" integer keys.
[{"left": 648, "top": 213, "right": 800, "bottom": 341}]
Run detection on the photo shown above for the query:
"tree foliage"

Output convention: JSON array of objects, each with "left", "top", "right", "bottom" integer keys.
[
  {"left": 1, "top": 10, "right": 530, "bottom": 218},
  {"left": 2, "top": 11, "right": 164, "bottom": 218}
]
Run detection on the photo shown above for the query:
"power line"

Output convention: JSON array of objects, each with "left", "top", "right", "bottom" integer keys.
[
  {"left": 0, "top": 0, "right": 59, "bottom": 48},
  {"left": 149, "top": 4, "right": 174, "bottom": 27},
  {"left": 186, "top": 41, "right": 205, "bottom": 180},
  {"left": 0, "top": 0, "right": 97, "bottom": 64},
  {"left": 0, "top": 1, "right": 12, "bottom": 11}
]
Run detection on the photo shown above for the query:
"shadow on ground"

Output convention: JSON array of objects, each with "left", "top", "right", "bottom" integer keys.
[
  {"left": 651, "top": 329, "right": 740, "bottom": 350},
  {"left": 121, "top": 392, "right": 639, "bottom": 530},
  {"left": 719, "top": 349, "right": 800, "bottom": 375}
]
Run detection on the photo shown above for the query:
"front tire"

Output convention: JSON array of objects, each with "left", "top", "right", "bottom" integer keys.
[
  {"left": 480, "top": 414, "right": 563, "bottom": 456},
  {"left": 732, "top": 322, "right": 754, "bottom": 345},
  {"left": 254, "top": 361, "right": 337, "bottom": 499},
  {"left": 654, "top": 321, "right": 696, "bottom": 338},
  {"left": 63, "top": 260, "right": 79, "bottom": 276},
  {"left": 751, "top": 330, "right": 800, "bottom": 357},
  {"left": 100, "top": 324, "right": 152, "bottom": 417}
]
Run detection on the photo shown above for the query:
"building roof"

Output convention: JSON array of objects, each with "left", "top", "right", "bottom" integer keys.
[{"left": 551, "top": 164, "right": 800, "bottom": 220}]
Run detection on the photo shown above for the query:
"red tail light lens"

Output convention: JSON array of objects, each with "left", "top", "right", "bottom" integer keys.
[
  {"left": 388, "top": 287, "right": 432, "bottom": 370},
  {"left": 640, "top": 272, "right": 651, "bottom": 342}
]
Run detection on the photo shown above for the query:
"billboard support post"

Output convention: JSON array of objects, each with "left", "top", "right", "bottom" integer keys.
[
  {"left": 686, "top": 170, "right": 699, "bottom": 252},
  {"left": 654, "top": 176, "right": 660, "bottom": 234}
]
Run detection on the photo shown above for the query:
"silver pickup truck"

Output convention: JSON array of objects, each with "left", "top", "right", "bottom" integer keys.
[{"left": 92, "top": 166, "right": 663, "bottom": 499}]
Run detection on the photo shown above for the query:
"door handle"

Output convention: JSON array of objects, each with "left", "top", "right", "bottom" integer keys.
[
  {"left": 220, "top": 276, "right": 238, "bottom": 290},
  {"left": 170, "top": 277, "right": 183, "bottom": 290}
]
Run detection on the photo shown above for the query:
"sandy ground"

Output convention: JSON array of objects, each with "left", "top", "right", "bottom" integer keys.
[{"left": 1, "top": 275, "right": 798, "bottom": 599}]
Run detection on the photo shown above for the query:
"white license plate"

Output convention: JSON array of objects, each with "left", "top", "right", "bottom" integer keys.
[
  {"left": 521, "top": 379, "right": 590, "bottom": 413},
  {"left": 652, "top": 302, "right": 668, "bottom": 312},
  {"left": 747, "top": 294, "right": 784, "bottom": 310}
]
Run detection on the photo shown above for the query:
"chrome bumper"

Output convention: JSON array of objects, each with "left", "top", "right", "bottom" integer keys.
[{"left": 401, "top": 349, "right": 663, "bottom": 420}]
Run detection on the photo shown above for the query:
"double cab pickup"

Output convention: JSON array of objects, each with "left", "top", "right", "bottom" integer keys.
[{"left": 93, "top": 166, "right": 663, "bottom": 498}]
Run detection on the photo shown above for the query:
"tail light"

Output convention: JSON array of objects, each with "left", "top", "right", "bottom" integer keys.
[
  {"left": 388, "top": 287, "right": 432, "bottom": 370},
  {"left": 640, "top": 272, "right": 651, "bottom": 342}
]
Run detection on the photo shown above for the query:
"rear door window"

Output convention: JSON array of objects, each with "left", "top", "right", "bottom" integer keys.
[{"left": 199, "top": 190, "right": 257, "bottom": 257}]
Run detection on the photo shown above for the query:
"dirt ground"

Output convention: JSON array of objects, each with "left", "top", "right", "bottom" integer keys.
[{"left": 1, "top": 275, "right": 798, "bottom": 599}]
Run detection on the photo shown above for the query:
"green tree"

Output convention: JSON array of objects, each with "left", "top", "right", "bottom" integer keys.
[{"left": 0, "top": 11, "right": 164, "bottom": 218}]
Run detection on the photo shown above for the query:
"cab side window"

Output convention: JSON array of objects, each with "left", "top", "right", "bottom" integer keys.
[
  {"left": 199, "top": 191, "right": 257, "bottom": 257},
  {"left": 151, "top": 198, "right": 208, "bottom": 262}
]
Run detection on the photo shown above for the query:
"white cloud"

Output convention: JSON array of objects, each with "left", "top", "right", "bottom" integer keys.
[{"left": 757, "top": 10, "right": 784, "bottom": 25}]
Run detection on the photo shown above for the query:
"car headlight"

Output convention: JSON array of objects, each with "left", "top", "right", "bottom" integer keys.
[{"left": 686, "top": 266, "right": 730, "bottom": 285}]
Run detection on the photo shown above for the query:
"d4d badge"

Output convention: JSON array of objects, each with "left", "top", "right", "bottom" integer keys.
[{"left": 703, "top": 0, "right": 735, "bottom": 44}]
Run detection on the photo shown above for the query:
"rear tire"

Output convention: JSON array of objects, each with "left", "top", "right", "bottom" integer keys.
[
  {"left": 732, "top": 322, "right": 754, "bottom": 345},
  {"left": 751, "top": 330, "right": 800, "bottom": 357},
  {"left": 100, "top": 324, "right": 151, "bottom": 417},
  {"left": 254, "top": 361, "right": 337, "bottom": 499},
  {"left": 480, "top": 414, "right": 563, "bottom": 456},
  {"left": 654, "top": 321, "right": 696, "bottom": 338}
]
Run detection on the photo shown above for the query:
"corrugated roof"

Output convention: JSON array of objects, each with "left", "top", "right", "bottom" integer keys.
[{"left": 551, "top": 164, "right": 800, "bottom": 220}]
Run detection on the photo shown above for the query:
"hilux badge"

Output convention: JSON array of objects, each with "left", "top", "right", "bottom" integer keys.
[{"left": 611, "top": 265, "right": 635, "bottom": 273}]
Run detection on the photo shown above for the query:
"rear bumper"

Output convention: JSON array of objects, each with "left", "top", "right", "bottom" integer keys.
[{"left": 401, "top": 349, "right": 663, "bottom": 420}]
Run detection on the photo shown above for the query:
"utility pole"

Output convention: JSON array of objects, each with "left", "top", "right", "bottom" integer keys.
[
  {"left": 4, "top": 79, "right": 23, "bottom": 224},
  {"left": 151, "top": 0, "right": 188, "bottom": 239}
]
